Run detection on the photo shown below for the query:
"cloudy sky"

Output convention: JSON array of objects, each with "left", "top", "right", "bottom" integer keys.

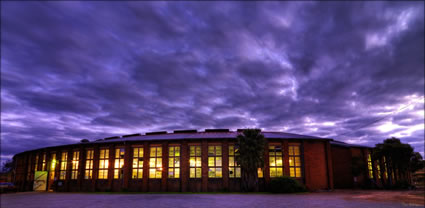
[{"left": 1, "top": 1, "right": 424, "bottom": 163}]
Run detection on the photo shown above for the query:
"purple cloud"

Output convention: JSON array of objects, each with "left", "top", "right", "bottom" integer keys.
[{"left": 1, "top": 1, "right": 424, "bottom": 163}]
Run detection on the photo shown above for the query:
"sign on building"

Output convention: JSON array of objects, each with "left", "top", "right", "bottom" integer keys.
[{"left": 33, "top": 171, "right": 47, "bottom": 191}]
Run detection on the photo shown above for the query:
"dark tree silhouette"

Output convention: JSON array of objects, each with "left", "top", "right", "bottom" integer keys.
[
  {"left": 1, "top": 160, "right": 14, "bottom": 173},
  {"left": 373, "top": 137, "right": 422, "bottom": 184},
  {"left": 235, "top": 129, "right": 266, "bottom": 192}
]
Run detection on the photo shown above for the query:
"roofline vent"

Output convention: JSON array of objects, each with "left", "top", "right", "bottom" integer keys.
[
  {"left": 205, "top": 129, "right": 229, "bottom": 133},
  {"left": 145, "top": 131, "right": 168, "bottom": 135},
  {"left": 173, "top": 129, "right": 197, "bottom": 133},
  {"left": 104, "top": 136, "right": 121, "bottom": 140},
  {"left": 122, "top": 133, "right": 142, "bottom": 138}
]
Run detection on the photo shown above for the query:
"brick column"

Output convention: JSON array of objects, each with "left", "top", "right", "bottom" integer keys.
[
  {"left": 161, "top": 141, "right": 168, "bottom": 191},
  {"left": 23, "top": 154, "right": 29, "bottom": 190},
  {"left": 181, "top": 140, "right": 189, "bottom": 192},
  {"left": 264, "top": 140, "right": 270, "bottom": 184},
  {"left": 92, "top": 145, "right": 99, "bottom": 191},
  {"left": 302, "top": 141, "right": 310, "bottom": 188},
  {"left": 45, "top": 152, "right": 51, "bottom": 191},
  {"left": 123, "top": 143, "right": 131, "bottom": 190},
  {"left": 108, "top": 145, "right": 114, "bottom": 190},
  {"left": 201, "top": 140, "right": 208, "bottom": 192},
  {"left": 222, "top": 140, "right": 229, "bottom": 190},
  {"left": 78, "top": 146, "right": 85, "bottom": 191},
  {"left": 325, "top": 141, "right": 334, "bottom": 190},
  {"left": 362, "top": 149, "right": 369, "bottom": 182},
  {"left": 283, "top": 140, "right": 289, "bottom": 176},
  {"left": 66, "top": 150, "right": 73, "bottom": 191},
  {"left": 142, "top": 141, "right": 149, "bottom": 191}
]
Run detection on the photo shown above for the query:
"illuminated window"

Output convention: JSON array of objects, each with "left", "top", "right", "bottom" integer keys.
[
  {"left": 50, "top": 153, "right": 56, "bottom": 181},
  {"left": 132, "top": 147, "right": 143, "bottom": 179},
  {"left": 85, "top": 150, "right": 93, "bottom": 179},
  {"left": 71, "top": 151, "right": 79, "bottom": 180},
  {"left": 383, "top": 157, "right": 388, "bottom": 179},
  {"left": 168, "top": 146, "right": 180, "bottom": 178},
  {"left": 114, "top": 148, "right": 125, "bottom": 179},
  {"left": 149, "top": 146, "right": 162, "bottom": 179},
  {"left": 288, "top": 144, "right": 302, "bottom": 178},
  {"left": 208, "top": 145, "right": 222, "bottom": 178},
  {"left": 229, "top": 145, "right": 241, "bottom": 178},
  {"left": 367, "top": 153, "right": 373, "bottom": 179},
  {"left": 98, "top": 149, "right": 109, "bottom": 179},
  {"left": 269, "top": 145, "right": 283, "bottom": 177},
  {"left": 189, "top": 145, "right": 202, "bottom": 178},
  {"left": 34, "top": 154, "right": 39, "bottom": 172},
  {"left": 60, "top": 152, "right": 68, "bottom": 180},
  {"left": 258, "top": 168, "right": 264, "bottom": 178},
  {"left": 42, "top": 153, "right": 46, "bottom": 171},
  {"left": 376, "top": 160, "right": 381, "bottom": 179}
]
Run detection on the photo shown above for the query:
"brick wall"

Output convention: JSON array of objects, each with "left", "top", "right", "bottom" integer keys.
[
  {"left": 303, "top": 141, "right": 329, "bottom": 190},
  {"left": 331, "top": 146, "right": 353, "bottom": 188},
  {"left": 14, "top": 138, "right": 339, "bottom": 192}
]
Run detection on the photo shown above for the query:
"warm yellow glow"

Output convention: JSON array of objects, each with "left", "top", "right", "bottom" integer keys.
[
  {"left": 196, "top": 158, "right": 201, "bottom": 167},
  {"left": 51, "top": 159, "right": 56, "bottom": 169},
  {"left": 189, "top": 158, "right": 195, "bottom": 167}
]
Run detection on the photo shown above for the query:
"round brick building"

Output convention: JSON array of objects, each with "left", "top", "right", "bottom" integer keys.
[{"left": 12, "top": 129, "right": 394, "bottom": 192}]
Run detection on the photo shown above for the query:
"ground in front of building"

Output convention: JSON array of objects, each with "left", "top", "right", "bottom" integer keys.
[{"left": 1, "top": 190, "right": 423, "bottom": 208}]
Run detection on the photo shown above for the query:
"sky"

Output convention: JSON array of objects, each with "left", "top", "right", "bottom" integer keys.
[{"left": 1, "top": 1, "right": 424, "bottom": 164}]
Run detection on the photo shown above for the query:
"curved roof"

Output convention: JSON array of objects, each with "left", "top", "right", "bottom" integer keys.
[
  {"left": 330, "top": 140, "right": 372, "bottom": 148},
  {"left": 94, "top": 130, "right": 331, "bottom": 143},
  {"left": 13, "top": 129, "right": 332, "bottom": 157}
]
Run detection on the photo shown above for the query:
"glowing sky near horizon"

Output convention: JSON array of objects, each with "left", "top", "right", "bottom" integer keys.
[{"left": 1, "top": 1, "right": 424, "bottom": 163}]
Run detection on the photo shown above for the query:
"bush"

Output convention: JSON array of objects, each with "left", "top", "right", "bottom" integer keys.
[
  {"left": 391, "top": 180, "right": 411, "bottom": 190},
  {"left": 268, "top": 176, "right": 307, "bottom": 193}
]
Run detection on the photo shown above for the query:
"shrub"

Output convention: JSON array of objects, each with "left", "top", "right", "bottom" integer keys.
[
  {"left": 268, "top": 176, "right": 307, "bottom": 193},
  {"left": 391, "top": 180, "right": 411, "bottom": 190}
]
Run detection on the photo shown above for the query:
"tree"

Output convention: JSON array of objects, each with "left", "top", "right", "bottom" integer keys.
[
  {"left": 373, "top": 137, "right": 417, "bottom": 185},
  {"left": 1, "top": 160, "right": 14, "bottom": 173},
  {"left": 410, "top": 152, "right": 424, "bottom": 173},
  {"left": 235, "top": 129, "right": 266, "bottom": 192},
  {"left": 351, "top": 156, "right": 366, "bottom": 178}
]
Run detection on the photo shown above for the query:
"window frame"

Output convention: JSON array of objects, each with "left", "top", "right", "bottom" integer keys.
[
  {"left": 71, "top": 150, "right": 80, "bottom": 180},
  {"left": 189, "top": 145, "right": 202, "bottom": 179},
  {"left": 288, "top": 143, "right": 302, "bottom": 178},
  {"left": 149, "top": 146, "right": 162, "bottom": 179},
  {"left": 114, "top": 147, "right": 125, "bottom": 179},
  {"left": 59, "top": 151, "right": 68, "bottom": 180},
  {"left": 41, "top": 153, "right": 47, "bottom": 171},
  {"left": 34, "top": 154, "right": 39, "bottom": 172},
  {"left": 85, "top": 149, "right": 94, "bottom": 179},
  {"left": 208, "top": 144, "right": 222, "bottom": 178},
  {"left": 383, "top": 156, "right": 388, "bottom": 179},
  {"left": 268, "top": 144, "right": 283, "bottom": 178},
  {"left": 168, "top": 145, "right": 181, "bottom": 179},
  {"left": 132, "top": 146, "right": 144, "bottom": 179},
  {"left": 367, "top": 153, "right": 373, "bottom": 179},
  {"left": 98, "top": 148, "right": 109, "bottom": 180},
  {"left": 228, "top": 145, "right": 241, "bottom": 178},
  {"left": 49, "top": 152, "right": 56, "bottom": 181}
]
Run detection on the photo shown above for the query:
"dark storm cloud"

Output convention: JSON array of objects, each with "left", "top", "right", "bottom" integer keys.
[{"left": 1, "top": 1, "right": 424, "bottom": 162}]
